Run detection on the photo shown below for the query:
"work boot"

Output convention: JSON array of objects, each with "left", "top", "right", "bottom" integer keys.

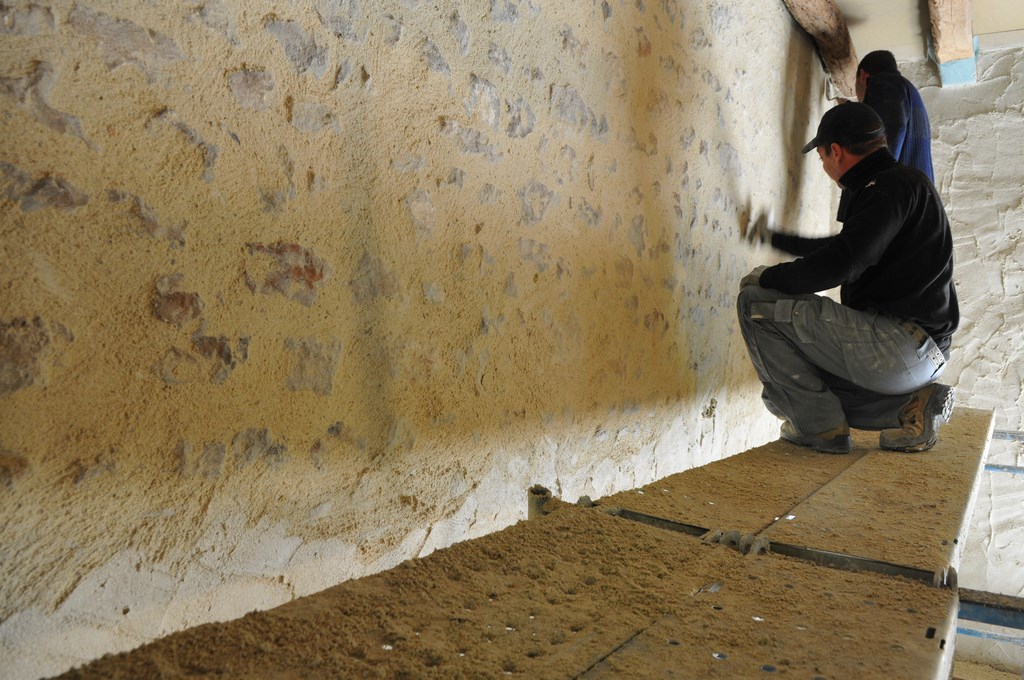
[
  {"left": 780, "top": 421, "right": 852, "bottom": 454},
  {"left": 880, "top": 383, "right": 954, "bottom": 452}
]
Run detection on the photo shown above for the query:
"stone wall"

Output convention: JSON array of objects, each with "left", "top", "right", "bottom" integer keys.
[{"left": 0, "top": 2, "right": 831, "bottom": 677}]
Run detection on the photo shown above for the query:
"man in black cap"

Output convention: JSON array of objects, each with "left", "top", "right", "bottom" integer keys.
[{"left": 736, "top": 102, "right": 958, "bottom": 454}]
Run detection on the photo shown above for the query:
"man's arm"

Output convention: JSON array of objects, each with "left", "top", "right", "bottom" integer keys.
[
  {"left": 745, "top": 209, "right": 835, "bottom": 256},
  {"left": 759, "top": 178, "right": 907, "bottom": 294},
  {"left": 770, "top": 231, "right": 833, "bottom": 257}
]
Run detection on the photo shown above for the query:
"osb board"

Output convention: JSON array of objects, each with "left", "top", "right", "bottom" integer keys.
[
  {"left": 581, "top": 551, "right": 957, "bottom": 679},
  {"left": 57, "top": 503, "right": 959, "bottom": 679},
  {"left": 57, "top": 506, "right": 746, "bottom": 679},
  {"left": 596, "top": 441, "right": 866, "bottom": 534},
  {"left": 763, "top": 408, "right": 994, "bottom": 574}
]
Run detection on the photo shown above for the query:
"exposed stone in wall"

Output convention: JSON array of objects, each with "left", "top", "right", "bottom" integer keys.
[
  {"left": 152, "top": 274, "right": 203, "bottom": 327},
  {"left": 1, "top": 162, "right": 88, "bottom": 212},
  {"left": 68, "top": 6, "right": 184, "bottom": 77},
  {"left": 0, "top": 62, "right": 89, "bottom": 146},
  {"left": 349, "top": 252, "right": 398, "bottom": 303},
  {"left": 158, "top": 335, "right": 249, "bottom": 386},
  {"left": 577, "top": 198, "right": 602, "bottom": 227},
  {"left": 244, "top": 242, "right": 331, "bottom": 306},
  {"left": 151, "top": 275, "right": 252, "bottom": 384},
  {"left": 0, "top": 317, "right": 72, "bottom": 398},
  {"left": 187, "top": 0, "right": 240, "bottom": 46},
  {"left": 422, "top": 39, "right": 450, "bottom": 75},
  {"left": 406, "top": 189, "right": 435, "bottom": 242},
  {"left": 489, "top": 0, "right": 523, "bottom": 23},
  {"left": 518, "top": 180, "right": 554, "bottom": 224},
  {"left": 549, "top": 84, "right": 608, "bottom": 138},
  {"left": 146, "top": 109, "right": 218, "bottom": 182},
  {"left": 266, "top": 18, "right": 328, "bottom": 78},
  {"left": 0, "top": 446, "right": 29, "bottom": 489},
  {"left": 449, "top": 11, "right": 470, "bottom": 56},
  {"left": 175, "top": 428, "right": 289, "bottom": 477},
  {"left": 478, "top": 184, "right": 500, "bottom": 205},
  {"left": 232, "top": 428, "right": 287, "bottom": 469},
  {"left": 158, "top": 347, "right": 201, "bottom": 385},
  {"left": 519, "top": 238, "right": 550, "bottom": 272},
  {"left": 0, "top": 2, "right": 54, "bottom": 35},
  {"left": 0, "top": 317, "right": 48, "bottom": 396},
  {"left": 285, "top": 337, "right": 344, "bottom": 395},
  {"left": 326, "top": 420, "right": 366, "bottom": 450},
  {"left": 440, "top": 117, "right": 503, "bottom": 162},
  {"left": 317, "top": 0, "right": 366, "bottom": 44},
  {"left": 67, "top": 449, "right": 116, "bottom": 485},
  {"left": 176, "top": 440, "right": 226, "bottom": 479},
  {"left": 422, "top": 282, "right": 446, "bottom": 304},
  {"left": 228, "top": 70, "right": 275, "bottom": 111},
  {"left": 382, "top": 14, "right": 402, "bottom": 46},
  {"left": 258, "top": 145, "right": 297, "bottom": 212},
  {"left": 506, "top": 96, "right": 535, "bottom": 138},
  {"left": 488, "top": 42, "right": 511, "bottom": 74},
  {"left": 447, "top": 168, "right": 464, "bottom": 187},
  {"left": 192, "top": 335, "right": 249, "bottom": 384},
  {"left": 290, "top": 101, "right": 339, "bottom": 133},
  {"left": 392, "top": 153, "right": 424, "bottom": 173},
  {"left": 466, "top": 75, "right": 500, "bottom": 130},
  {"left": 109, "top": 190, "right": 186, "bottom": 246}
]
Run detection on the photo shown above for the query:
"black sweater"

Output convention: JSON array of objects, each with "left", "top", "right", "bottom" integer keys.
[{"left": 760, "top": 149, "right": 958, "bottom": 352}]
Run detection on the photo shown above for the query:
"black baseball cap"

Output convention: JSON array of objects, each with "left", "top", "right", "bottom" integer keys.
[{"left": 801, "top": 102, "right": 886, "bottom": 154}]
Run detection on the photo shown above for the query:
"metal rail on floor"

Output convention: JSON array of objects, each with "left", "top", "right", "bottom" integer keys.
[{"left": 602, "top": 506, "right": 1024, "bottom": 632}]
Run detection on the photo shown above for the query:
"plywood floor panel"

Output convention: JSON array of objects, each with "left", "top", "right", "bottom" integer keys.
[
  {"left": 58, "top": 507, "right": 744, "bottom": 679},
  {"left": 58, "top": 505, "right": 959, "bottom": 679},
  {"left": 763, "top": 408, "right": 993, "bottom": 574},
  {"left": 597, "top": 442, "right": 866, "bottom": 534},
  {"left": 582, "top": 552, "right": 958, "bottom": 679}
]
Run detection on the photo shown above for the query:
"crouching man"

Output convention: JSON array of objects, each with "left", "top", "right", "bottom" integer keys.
[{"left": 738, "top": 102, "right": 958, "bottom": 454}]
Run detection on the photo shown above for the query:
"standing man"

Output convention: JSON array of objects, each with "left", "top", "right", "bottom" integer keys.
[
  {"left": 737, "top": 102, "right": 958, "bottom": 454},
  {"left": 856, "top": 49, "right": 934, "bottom": 181}
]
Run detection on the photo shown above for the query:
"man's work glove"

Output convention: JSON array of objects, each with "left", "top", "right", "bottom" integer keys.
[
  {"left": 744, "top": 209, "right": 775, "bottom": 246},
  {"left": 740, "top": 265, "right": 768, "bottom": 289}
]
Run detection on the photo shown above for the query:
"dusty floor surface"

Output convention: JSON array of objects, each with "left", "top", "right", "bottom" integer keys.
[
  {"left": 55, "top": 462, "right": 971, "bottom": 679},
  {"left": 51, "top": 411, "right": 995, "bottom": 675},
  {"left": 604, "top": 408, "right": 992, "bottom": 576},
  {"left": 599, "top": 436, "right": 866, "bottom": 534}
]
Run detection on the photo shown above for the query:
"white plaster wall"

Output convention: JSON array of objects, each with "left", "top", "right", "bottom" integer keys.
[
  {"left": 0, "top": 2, "right": 833, "bottom": 678},
  {"left": 905, "top": 48, "right": 1024, "bottom": 672}
]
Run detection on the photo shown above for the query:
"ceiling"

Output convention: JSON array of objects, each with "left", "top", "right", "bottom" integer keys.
[{"left": 833, "top": 0, "right": 1024, "bottom": 64}]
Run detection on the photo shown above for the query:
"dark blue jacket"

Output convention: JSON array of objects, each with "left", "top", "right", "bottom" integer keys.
[{"left": 863, "top": 71, "right": 934, "bottom": 181}]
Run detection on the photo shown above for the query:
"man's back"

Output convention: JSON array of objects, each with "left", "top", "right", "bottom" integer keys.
[
  {"left": 863, "top": 71, "right": 934, "bottom": 181},
  {"left": 763, "top": 150, "right": 957, "bottom": 350}
]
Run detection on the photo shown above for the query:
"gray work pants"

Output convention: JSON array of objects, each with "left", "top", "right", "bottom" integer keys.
[{"left": 736, "top": 285, "right": 947, "bottom": 434}]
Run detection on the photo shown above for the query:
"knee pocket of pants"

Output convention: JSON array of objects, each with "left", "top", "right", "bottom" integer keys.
[{"left": 747, "top": 298, "right": 794, "bottom": 323}]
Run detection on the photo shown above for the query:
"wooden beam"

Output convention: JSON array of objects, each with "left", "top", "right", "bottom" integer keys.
[
  {"left": 928, "top": 0, "right": 974, "bottom": 64},
  {"left": 782, "top": 0, "right": 858, "bottom": 100}
]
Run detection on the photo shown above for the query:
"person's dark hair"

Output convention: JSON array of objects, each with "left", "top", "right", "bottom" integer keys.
[
  {"left": 857, "top": 50, "right": 899, "bottom": 75},
  {"left": 824, "top": 134, "right": 888, "bottom": 156}
]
